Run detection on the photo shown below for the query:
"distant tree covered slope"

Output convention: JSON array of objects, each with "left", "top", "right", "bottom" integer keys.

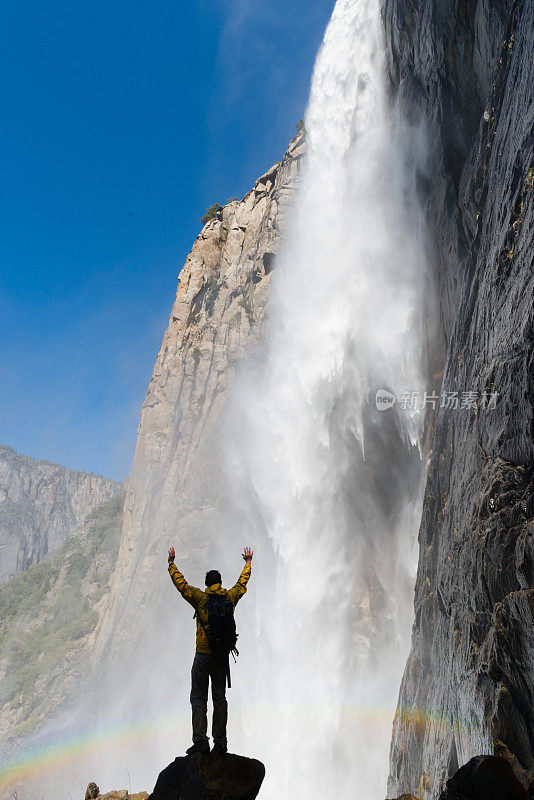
[
  {"left": 0, "top": 492, "right": 124, "bottom": 755},
  {"left": 0, "top": 444, "right": 122, "bottom": 584}
]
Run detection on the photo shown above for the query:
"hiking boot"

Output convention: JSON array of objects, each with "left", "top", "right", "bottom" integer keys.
[
  {"left": 212, "top": 743, "right": 227, "bottom": 756},
  {"left": 186, "top": 741, "right": 210, "bottom": 755}
]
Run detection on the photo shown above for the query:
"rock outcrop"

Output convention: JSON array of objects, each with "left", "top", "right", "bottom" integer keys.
[
  {"left": 97, "top": 794, "right": 148, "bottom": 800},
  {"left": 387, "top": 795, "right": 420, "bottom": 800},
  {"left": 85, "top": 786, "right": 148, "bottom": 800},
  {"left": 92, "top": 133, "right": 305, "bottom": 688},
  {"left": 439, "top": 755, "right": 529, "bottom": 800},
  {"left": 387, "top": 754, "right": 530, "bottom": 800},
  {"left": 384, "top": 0, "right": 534, "bottom": 796},
  {"left": 148, "top": 753, "right": 265, "bottom": 800},
  {"left": 0, "top": 444, "right": 122, "bottom": 583}
]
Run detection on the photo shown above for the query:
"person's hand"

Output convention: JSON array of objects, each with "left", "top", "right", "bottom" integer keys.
[
  {"left": 168, "top": 546, "right": 175, "bottom": 564},
  {"left": 242, "top": 546, "right": 253, "bottom": 564}
]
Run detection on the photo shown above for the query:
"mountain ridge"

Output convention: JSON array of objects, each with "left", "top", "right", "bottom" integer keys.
[{"left": 0, "top": 443, "right": 122, "bottom": 584}]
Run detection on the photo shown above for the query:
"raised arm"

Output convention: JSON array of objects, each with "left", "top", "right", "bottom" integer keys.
[
  {"left": 167, "top": 546, "right": 204, "bottom": 608},
  {"left": 227, "top": 547, "right": 253, "bottom": 606}
]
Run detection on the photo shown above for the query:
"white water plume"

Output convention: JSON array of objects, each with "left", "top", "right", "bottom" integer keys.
[{"left": 218, "top": 0, "right": 429, "bottom": 796}]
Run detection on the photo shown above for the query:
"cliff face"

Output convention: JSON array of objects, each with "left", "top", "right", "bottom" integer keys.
[
  {"left": 384, "top": 1, "right": 534, "bottom": 797},
  {"left": 0, "top": 445, "right": 122, "bottom": 583},
  {"left": 0, "top": 493, "right": 124, "bottom": 760},
  {"left": 92, "top": 134, "right": 305, "bottom": 679}
]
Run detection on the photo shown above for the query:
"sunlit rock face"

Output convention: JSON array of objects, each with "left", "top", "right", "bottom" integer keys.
[
  {"left": 384, "top": 1, "right": 534, "bottom": 797},
  {"left": 0, "top": 444, "right": 121, "bottom": 583},
  {"left": 92, "top": 133, "right": 306, "bottom": 684}
]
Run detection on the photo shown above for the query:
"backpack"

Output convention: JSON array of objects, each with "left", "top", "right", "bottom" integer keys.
[
  {"left": 207, "top": 595, "right": 239, "bottom": 660},
  {"left": 195, "top": 594, "right": 239, "bottom": 688}
]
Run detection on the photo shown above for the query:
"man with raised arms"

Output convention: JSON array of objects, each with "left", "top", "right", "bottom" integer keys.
[{"left": 167, "top": 545, "right": 253, "bottom": 755}]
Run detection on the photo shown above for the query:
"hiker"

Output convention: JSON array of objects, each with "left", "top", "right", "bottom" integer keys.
[{"left": 167, "top": 545, "right": 253, "bottom": 755}]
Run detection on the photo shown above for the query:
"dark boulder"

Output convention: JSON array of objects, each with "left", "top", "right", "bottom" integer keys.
[
  {"left": 147, "top": 752, "right": 265, "bottom": 800},
  {"left": 439, "top": 755, "right": 528, "bottom": 800}
]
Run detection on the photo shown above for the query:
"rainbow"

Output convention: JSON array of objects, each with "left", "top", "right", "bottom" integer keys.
[
  {"left": 0, "top": 704, "right": 482, "bottom": 794},
  {"left": 0, "top": 713, "right": 188, "bottom": 792}
]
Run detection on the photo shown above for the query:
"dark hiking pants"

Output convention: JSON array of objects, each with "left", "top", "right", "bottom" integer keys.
[{"left": 190, "top": 652, "right": 228, "bottom": 747}]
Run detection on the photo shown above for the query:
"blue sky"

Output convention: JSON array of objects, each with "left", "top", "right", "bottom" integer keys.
[{"left": 0, "top": 0, "right": 334, "bottom": 480}]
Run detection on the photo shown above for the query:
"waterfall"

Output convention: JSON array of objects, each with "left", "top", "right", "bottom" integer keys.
[{"left": 218, "top": 0, "right": 428, "bottom": 797}]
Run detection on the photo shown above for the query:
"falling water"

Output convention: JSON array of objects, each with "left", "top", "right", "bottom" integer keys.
[{"left": 219, "top": 0, "right": 428, "bottom": 797}]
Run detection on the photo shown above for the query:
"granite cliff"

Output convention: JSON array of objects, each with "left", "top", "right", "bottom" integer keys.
[
  {"left": 0, "top": 445, "right": 122, "bottom": 584},
  {"left": 91, "top": 133, "right": 305, "bottom": 687},
  {"left": 384, "top": 0, "right": 534, "bottom": 797}
]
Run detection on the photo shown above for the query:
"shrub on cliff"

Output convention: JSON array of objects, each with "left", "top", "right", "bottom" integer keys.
[{"left": 201, "top": 203, "right": 222, "bottom": 225}]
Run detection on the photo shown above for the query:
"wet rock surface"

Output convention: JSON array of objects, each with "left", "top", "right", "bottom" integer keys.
[
  {"left": 147, "top": 753, "right": 265, "bottom": 800},
  {"left": 384, "top": 0, "right": 534, "bottom": 797}
]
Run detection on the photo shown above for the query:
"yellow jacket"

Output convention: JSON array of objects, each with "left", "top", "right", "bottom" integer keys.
[{"left": 168, "top": 561, "right": 251, "bottom": 654}]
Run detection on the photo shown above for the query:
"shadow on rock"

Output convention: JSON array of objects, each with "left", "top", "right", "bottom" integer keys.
[
  {"left": 388, "top": 755, "right": 530, "bottom": 800},
  {"left": 147, "top": 752, "right": 265, "bottom": 800},
  {"left": 439, "top": 755, "right": 528, "bottom": 800}
]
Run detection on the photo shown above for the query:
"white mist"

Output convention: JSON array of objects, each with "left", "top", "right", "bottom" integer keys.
[{"left": 218, "top": 0, "right": 428, "bottom": 797}]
